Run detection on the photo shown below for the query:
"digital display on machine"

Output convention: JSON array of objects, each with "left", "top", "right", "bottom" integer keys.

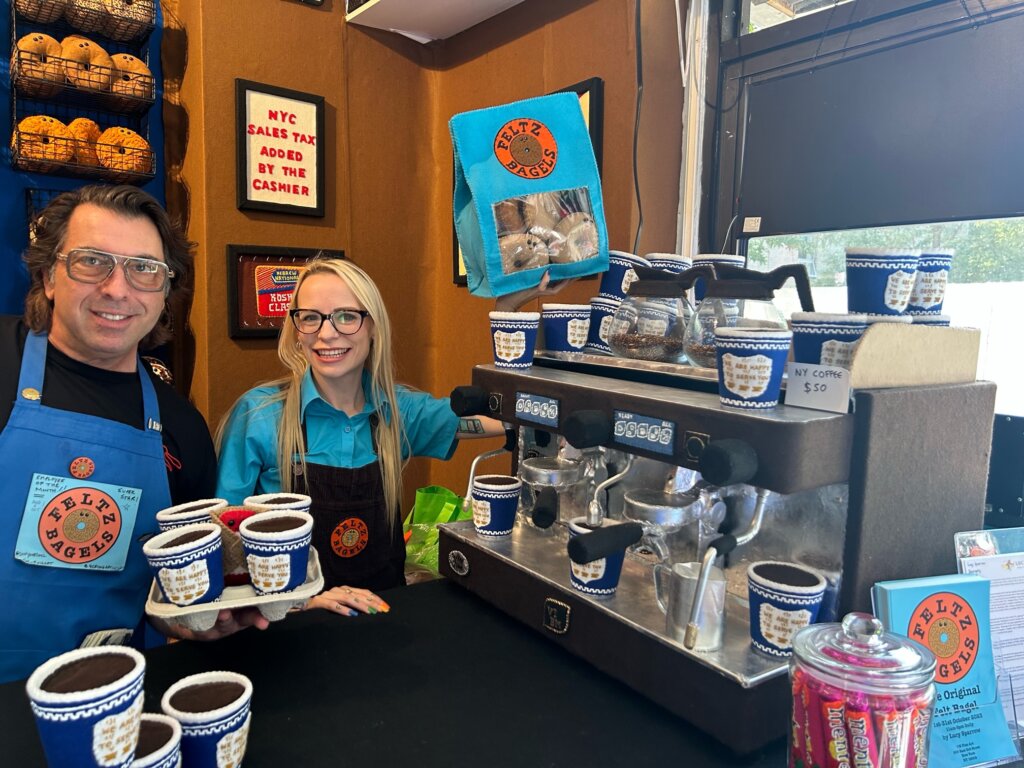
[
  {"left": 515, "top": 392, "right": 560, "bottom": 428},
  {"left": 612, "top": 410, "right": 675, "bottom": 456}
]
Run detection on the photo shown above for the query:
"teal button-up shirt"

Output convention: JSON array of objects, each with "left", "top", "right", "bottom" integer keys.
[{"left": 216, "top": 369, "right": 459, "bottom": 504}]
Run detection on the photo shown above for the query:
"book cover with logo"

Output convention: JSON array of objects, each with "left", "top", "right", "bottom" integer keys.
[{"left": 872, "top": 574, "right": 1018, "bottom": 767}]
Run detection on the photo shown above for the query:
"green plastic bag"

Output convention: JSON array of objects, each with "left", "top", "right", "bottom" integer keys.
[{"left": 403, "top": 486, "right": 469, "bottom": 576}]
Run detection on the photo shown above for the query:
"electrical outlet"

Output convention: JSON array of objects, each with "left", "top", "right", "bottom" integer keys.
[{"left": 742, "top": 216, "right": 762, "bottom": 233}]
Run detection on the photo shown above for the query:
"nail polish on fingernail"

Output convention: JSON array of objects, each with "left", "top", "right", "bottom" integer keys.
[
  {"left": 368, "top": 607, "right": 378, "bottom": 614},
  {"left": 348, "top": 609, "right": 359, "bottom": 617},
  {"left": 380, "top": 604, "right": 391, "bottom": 613}
]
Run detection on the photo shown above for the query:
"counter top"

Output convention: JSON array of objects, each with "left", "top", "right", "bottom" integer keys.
[{"left": 0, "top": 579, "right": 785, "bottom": 766}]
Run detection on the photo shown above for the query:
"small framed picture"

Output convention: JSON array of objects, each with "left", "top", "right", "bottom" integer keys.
[
  {"left": 227, "top": 245, "right": 343, "bottom": 339},
  {"left": 236, "top": 79, "right": 326, "bottom": 217}
]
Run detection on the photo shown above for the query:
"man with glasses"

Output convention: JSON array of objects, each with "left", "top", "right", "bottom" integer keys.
[{"left": 0, "top": 185, "right": 264, "bottom": 684}]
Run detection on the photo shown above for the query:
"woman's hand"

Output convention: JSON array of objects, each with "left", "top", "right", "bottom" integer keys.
[
  {"left": 494, "top": 270, "right": 577, "bottom": 312},
  {"left": 152, "top": 608, "right": 270, "bottom": 641},
  {"left": 305, "top": 586, "right": 391, "bottom": 617}
]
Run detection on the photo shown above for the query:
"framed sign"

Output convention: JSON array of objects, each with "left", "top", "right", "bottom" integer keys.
[
  {"left": 236, "top": 79, "right": 325, "bottom": 217},
  {"left": 227, "top": 245, "right": 343, "bottom": 339},
  {"left": 452, "top": 77, "right": 605, "bottom": 285}
]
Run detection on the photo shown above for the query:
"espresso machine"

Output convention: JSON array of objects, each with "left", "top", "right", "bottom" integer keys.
[{"left": 439, "top": 355, "right": 995, "bottom": 752}]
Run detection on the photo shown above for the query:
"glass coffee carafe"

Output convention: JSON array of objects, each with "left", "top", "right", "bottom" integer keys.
[
  {"left": 607, "top": 266, "right": 714, "bottom": 364},
  {"left": 682, "top": 264, "right": 815, "bottom": 368}
]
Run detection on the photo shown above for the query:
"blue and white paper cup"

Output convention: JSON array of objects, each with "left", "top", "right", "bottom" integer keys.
[
  {"left": 909, "top": 314, "right": 951, "bottom": 326},
  {"left": 845, "top": 248, "right": 919, "bottom": 315},
  {"left": 692, "top": 254, "right": 745, "bottom": 300},
  {"left": 906, "top": 251, "right": 953, "bottom": 315},
  {"left": 489, "top": 311, "right": 540, "bottom": 369},
  {"left": 599, "top": 251, "right": 650, "bottom": 300},
  {"left": 644, "top": 253, "right": 692, "bottom": 274},
  {"left": 585, "top": 296, "right": 620, "bottom": 355},
  {"left": 747, "top": 561, "right": 826, "bottom": 657},
  {"left": 161, "top": 671, "right": 252, "bottom": 768},
  {"left": 130, "top": 713, "right": 182, "bottom": 768},
  {"left": 568, "top": 517, "right": 627, "bottom": 596},
  {"left": 143, "top": 523, "right": 224, "bottom": 607},
  {"left": 239, "top": 511, "right": 313, "bottom": 595},
  {"left": 790, "top": 312, "right": 868, "bottom": 369},
  {"left": 243, "top": 492, "right": 312, "bottom": 515},
  {"left": 541, "top": 303, "right": 591, "bottom": 353},
  {"left": 156, "top": 498, "right": 228, "bottom": 532},
  {"left": 714, "top": 328, "right": 792, "bottom": 409},
  {"left": 26, "top": 646, "right": 146, "bottom": 768},
  {"left": 471, "top": 474, "right": 522, "bottom": 537}
]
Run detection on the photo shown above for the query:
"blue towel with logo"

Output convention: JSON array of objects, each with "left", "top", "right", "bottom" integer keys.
[{"left": 451, "top": 92, "right": 609, "bottom": 297}]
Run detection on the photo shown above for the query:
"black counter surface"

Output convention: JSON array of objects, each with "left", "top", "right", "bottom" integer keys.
[{"left": 0, "top": 579, "right": 786, "bottom": 766}]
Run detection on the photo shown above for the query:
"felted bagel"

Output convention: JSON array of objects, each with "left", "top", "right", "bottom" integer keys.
[
  {"left": 96, "top": 126, "right": 152, "bottom": 175},
  {"left": 521, "top": 193, "right": 561, "bottom": 232},
  {"left": 64, "top": 0, "right": 108, "bottom": 34},
  {"left": 14, "top": 115, "right": 74, "bottom": 170},
  {"left": 109, "top": 53, "right": 152, "bottom": 100},
  {"left": 493, "top": 199, "right": 527, "bottom": 235},
  {"left": 67, "top": 117, "right": 103, "bottom": 167},
  {"left": 12, "top": 33, "right": 64, "bottom": 98},
  {"left": 60, "top": 35, "right": 114, "bottom": 91},
  {"left": 550, "top": 212, "right": 599, "bottom": 264},
  {"left": 102, "top": 0, "right": 155, "bottom": 41},
  {"left": 14, "top": 0, "right": 68, "bottom": 24},
  {"left": 499, "top": 233, "right": 550, "bottom": 274}
]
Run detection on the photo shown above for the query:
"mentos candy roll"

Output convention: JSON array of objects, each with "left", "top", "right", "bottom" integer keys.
[{"left": 845, "top": 708, "right": 880, "bottom": 768}]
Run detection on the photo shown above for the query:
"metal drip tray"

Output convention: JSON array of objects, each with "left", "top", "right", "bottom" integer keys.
[
  {"left": 440, "top": 519, "right": 785, "bottom": 687},
  {"left": 622, "top": 489, "right": 703, "bottom": 531}
]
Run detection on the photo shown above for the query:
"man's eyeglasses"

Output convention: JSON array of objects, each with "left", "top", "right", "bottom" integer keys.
[
  {"left": 55, "top": 249, "right": 174, "bottom": 293},
  {"left": 290, "top": 308, "right": 370, "bottom": 335}
]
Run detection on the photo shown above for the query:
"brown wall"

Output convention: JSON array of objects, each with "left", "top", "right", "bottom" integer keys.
[{"left": 170, "top": 0, "right": 683, "bottom": 509}]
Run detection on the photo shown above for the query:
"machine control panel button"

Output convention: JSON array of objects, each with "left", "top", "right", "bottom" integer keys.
[
  {"left": 514, "top": 391, "right": 560, "bottom": 428},
  {"left": 447, "top": 549, "right": 470, "bottom": 577},
  {"left": 612, "top": 410, "right": 675, "bottom": 456},
  {"left": 683, "top": 430, "right": 710, "bottom": 461},
  {"left": 487, "top": 393, "right": 504, "bottom": 414},
  {"left": 543, "top": 598, "right": 571, "bottom": 635}
]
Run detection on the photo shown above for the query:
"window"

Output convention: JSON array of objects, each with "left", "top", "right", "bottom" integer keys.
[{"left": 741, "top": 0, "right": 853, "bottom": 35}]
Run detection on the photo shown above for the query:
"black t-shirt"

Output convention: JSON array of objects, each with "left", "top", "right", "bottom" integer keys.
[{"left": 0, "top": 316, "right": 216, "bottom": 505}]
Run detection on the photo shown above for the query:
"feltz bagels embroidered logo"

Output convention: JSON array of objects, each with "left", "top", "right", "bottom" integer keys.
[
  {"left": 908, "top": 591, "right": 979, "bottom": 684},
  {"left": 69, "top": 456, "right": 95, "bottom": 479},
  {"left": 493, "top": 118, "right": 557, "bottom": 179},
  {"left": 331, "top": 517, "right": 369, "bottom": 558},
  {"left": 38, "top": 487, "right": 122, "bottom": 564}
]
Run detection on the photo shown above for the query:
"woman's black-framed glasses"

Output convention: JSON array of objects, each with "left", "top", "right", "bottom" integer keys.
[
  {"left": 290, "top": 308, "right": 370, "bottom": 335},
  {"left": 55, "top": 249, "right": 174, "bottom": 292}
]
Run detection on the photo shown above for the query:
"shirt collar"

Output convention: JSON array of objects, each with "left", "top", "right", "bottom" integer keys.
[{"left": 299, "top": 368, "right": 377, "bottom": 420}]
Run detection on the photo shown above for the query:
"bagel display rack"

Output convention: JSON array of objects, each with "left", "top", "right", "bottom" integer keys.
[{"left": 8, "top": 0, "right": 158, "bottom": 185}]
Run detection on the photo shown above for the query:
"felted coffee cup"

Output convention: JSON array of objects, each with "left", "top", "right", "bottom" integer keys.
[
  {"left": 143, "top": 522, "right": 224, "bottom": 607},
  {"left": 161, "top": 671, "right": 252, "bottom": 768},
  {"left": 567, "top": 517, "right": 628, "bottom": 596},
  {"left": 644, "top": 252, "right": 692, "bottom": 275},
  {"left": 471, "top": 474, "right": 522, "bottom": 537},
  {"left": 599, "top": 251, "right": 650, "bottom": 300},
  {"left": 489, "top": 311, "right": 540, "bottom": 369},
  {"left": 155, "top": 498, "right": 228, "bottom": 532},
  {"left": 747, "top": 560, "right": 826, "bottom": 657},
  {"left": 714, "top": 328, "right": 792, "bottom": 409},
  {"left": 585, "top": 296, "right": 620, "bottom": 355},
  {"left": 26, "top": 646, "right": 146, "bottom": 768},
  {"left": 845, "top": 248, "right": 919, "bottom": 315},
  {"left": 790, "top": 312, "right": 868, "bottom": 369},
  {"left": 243, "top": 492, "right": 312, "bottom": 514},
  {"left": 239, "top": 510, "right": 314, "bottom": 595},
  {"left": 692, "top": 254, "right": 745, "bottom": 300},
  {"left": 541, "top": 303, "right": 590, "bottom": 353},
  {"left": 130, "top": 713, "right": 181, "bottom": 768},
  {"left": 906, "top": 250, "right": 953, "bottom": 315}
]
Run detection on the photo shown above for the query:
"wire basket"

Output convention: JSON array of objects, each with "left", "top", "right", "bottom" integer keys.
[
  {"left": 103, "top": 0, "right": 156, "bottom": 42},
  {"left": 12, "top": 128, "right": 155, "bottom": 184},
  {"left": 12, "top": 49, "right": 156, "bottom": 111},
  {"left": 13, "top": 0, "right": 69, "bottom": 25}
]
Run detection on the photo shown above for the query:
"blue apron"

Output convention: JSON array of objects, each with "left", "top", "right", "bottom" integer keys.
[{"left": 0, "top": 332, "right": 171, "bottom": 683}]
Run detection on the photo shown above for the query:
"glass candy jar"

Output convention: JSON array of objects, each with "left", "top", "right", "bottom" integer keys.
[{"left": 789, "top": 613, "right": 936, "bottom": 768}]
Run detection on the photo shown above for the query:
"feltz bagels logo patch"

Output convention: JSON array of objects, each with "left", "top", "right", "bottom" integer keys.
[
  {"left": 908, "top": 591, "right": 979, "bottom": 683},
  {"left": 494, "top": 118, "right": 557, "bottom": 179},
  {"left": 38, "top": 487, "right": 122, "bottom": 564},
  {"left": 331, "top": 517, "right": 369, "bottom": 558}
]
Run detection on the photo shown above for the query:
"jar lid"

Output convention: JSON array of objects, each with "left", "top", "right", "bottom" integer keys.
[{"left": 792, "top": 612, "right": 936, "bottom": 694}]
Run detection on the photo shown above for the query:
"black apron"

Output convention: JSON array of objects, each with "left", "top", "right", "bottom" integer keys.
[{"left": 294, "top": 415, "right": 405, "bottom": 591}]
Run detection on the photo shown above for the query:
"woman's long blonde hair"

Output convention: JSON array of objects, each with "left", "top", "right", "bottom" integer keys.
[{"left": 220, "top": 258, "right": 408, "bottom": 527}]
